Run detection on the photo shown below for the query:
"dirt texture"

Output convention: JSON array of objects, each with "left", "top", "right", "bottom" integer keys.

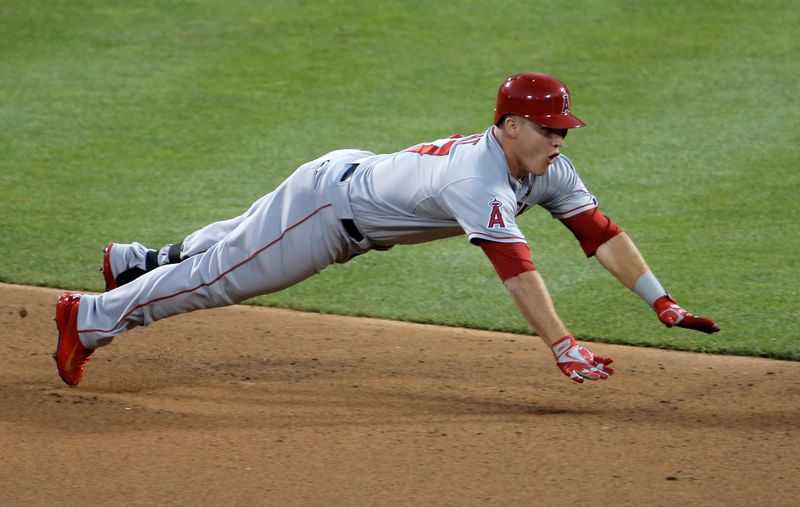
[{"left": 1, "top": 282, "right": 798, "bottom": 506}]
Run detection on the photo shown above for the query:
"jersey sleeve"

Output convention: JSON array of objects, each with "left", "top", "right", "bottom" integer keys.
[
  {"left": 538, "top": 156, "right": 599, "bottom": 219},
  {"left": 560, "top": 207, "right": 623, "bottom": 257},
  {"left": 479, "top": 241, "right": 535, "bottom": 281},
  {"left": 439, "top": 177, "right": 527, "bottom": 244}
]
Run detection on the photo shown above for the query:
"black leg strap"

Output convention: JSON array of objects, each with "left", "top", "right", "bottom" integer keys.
[
  {"left": 145, "top": 250, "right": 159, "bottom": 271},
  {"left": 168, "top": 242, "right": 183, "bottom": 264},
  {"left": 116, "top": 268, "right": 147, "bottom": 287}
]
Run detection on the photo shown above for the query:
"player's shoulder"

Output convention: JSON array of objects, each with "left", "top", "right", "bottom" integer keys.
[
  {"left": 542, "top": 153, "right": 581, "bottom": 181},
  {"left": 450, "top": 128, "right": 507, "bottom": 170},
  {"left": 552, "top": 153, "right": 578, "bottom": 171}
]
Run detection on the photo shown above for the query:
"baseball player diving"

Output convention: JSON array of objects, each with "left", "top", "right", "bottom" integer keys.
[{"left": 53, "top": 72, "right": 720, "bottom": 386}]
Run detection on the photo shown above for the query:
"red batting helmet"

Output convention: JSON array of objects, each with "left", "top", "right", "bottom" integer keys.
[{"left": 494, "top": 72, "right": 585, "bottom": 129}]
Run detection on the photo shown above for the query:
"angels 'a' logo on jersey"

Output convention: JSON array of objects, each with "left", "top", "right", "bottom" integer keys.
[{"left": 488, "top": 198, "right": 506, "bottom": 228}]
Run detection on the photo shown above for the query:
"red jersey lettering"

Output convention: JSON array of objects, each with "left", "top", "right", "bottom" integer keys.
[{"left": 405, "top": 133, "right": 483, "bottom": 156}]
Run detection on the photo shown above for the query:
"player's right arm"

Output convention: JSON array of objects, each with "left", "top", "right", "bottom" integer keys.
[
  {"left": 437, "top": 172, "right": 613, "bottom": 383},
  {"left": 480, "top": 241, "right": 614, "bottom": 383},
  {"left": 502, "top": 268, "right": 568, "bottom": 344}
]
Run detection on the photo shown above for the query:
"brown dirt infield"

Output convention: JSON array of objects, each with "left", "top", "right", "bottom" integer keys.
[{"left": 1, "top": 282, "right": 798, "bottom": 506}]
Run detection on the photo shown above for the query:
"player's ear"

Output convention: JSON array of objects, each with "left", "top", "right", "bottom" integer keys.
[{"left": 501, "top": 115, "right": 521, "bottom": 137}]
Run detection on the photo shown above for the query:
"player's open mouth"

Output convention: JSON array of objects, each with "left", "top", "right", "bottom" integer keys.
[{"left": 548, "top": 153, "right": 559, "bottom": 162}]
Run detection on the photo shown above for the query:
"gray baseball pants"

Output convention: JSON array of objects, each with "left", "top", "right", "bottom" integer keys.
[{"left": 77, "top": 149, "right": 374, "bottom": 348}]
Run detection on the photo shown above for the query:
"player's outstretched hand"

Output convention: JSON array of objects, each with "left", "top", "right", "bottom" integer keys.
[
  {"left": 653, "top": 295, "right": 721, "bottom": 334},
  {"left": 551, "top": 335, "right": 614, "bottom": 383}
]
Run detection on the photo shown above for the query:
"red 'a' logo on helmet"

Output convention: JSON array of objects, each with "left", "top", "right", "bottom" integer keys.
[
  {"left": 488, "top": 199, "right": 505, "bottom": 228},
  {"left": 561, "top": 91, "right": 571, "bottom": 114}
]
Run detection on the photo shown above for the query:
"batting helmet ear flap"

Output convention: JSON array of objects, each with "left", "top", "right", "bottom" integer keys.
[{"left": 494, "top": 72, "right": 585, "bottom": 130}]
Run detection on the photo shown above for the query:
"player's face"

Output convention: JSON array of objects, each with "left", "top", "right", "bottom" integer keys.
[{"left": 512, "top": 118, "right": 565, "bottom": 177}]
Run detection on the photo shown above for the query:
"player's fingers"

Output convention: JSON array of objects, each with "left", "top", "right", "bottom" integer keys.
[
  {"left": 594, "top": 355, "right": 613, "bottom": 366},
  {"left": 578, "top": 367, "right": 608, "bottom": 381},
  {"left": 594, "top": 361, "right": 614, "bottom": 376},
  {"left": 569, "top": 371, "right": 585, "bottom": 383},
  {"left": 589, "top": 355, "right": 614, "bottom": 376},
  {"left": 679, "top": 315, "right": 721, "bottom": 334}
]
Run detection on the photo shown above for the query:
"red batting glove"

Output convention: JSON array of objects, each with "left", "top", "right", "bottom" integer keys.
[
  {"left": 551, "top": 335, "right": 614, "bottom": 384},
  {"left": 653, "top": 295, "right": 721, "bottom": 334}
]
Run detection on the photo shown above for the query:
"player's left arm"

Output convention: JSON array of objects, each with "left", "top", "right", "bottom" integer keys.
[{"left": 561, "top": 209, "right": 721, "bottom": 333}]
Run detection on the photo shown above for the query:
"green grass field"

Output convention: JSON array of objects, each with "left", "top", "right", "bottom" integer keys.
[{"left": 2, "top": 1, "right": 798, "bottom": 359}]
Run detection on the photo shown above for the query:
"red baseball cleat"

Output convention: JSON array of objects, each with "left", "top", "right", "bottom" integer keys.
[
  {"left": 53, "top": 293, "right": 94, "bottom": 386},
  {"left": 101, "top": 243, "right": 117, "bottom": 292}
]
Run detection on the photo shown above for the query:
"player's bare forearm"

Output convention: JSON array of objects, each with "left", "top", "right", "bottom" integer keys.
[
  {"left": 595, "top": 231, "right": 721, "bottom": 333},
  {"left": 503, "top": 270, "right": 568, "bottom": 345},
  {"left": 594, "top": 232, "right": 650, "bottom": 290}
]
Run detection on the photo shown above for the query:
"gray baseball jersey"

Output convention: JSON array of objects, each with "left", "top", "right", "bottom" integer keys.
[
  {"left": 77, "top": 129, "right": 597, "bottom": 347},
  {"left": 349, "top": 127, "right": 597, "bottom": 247}
]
